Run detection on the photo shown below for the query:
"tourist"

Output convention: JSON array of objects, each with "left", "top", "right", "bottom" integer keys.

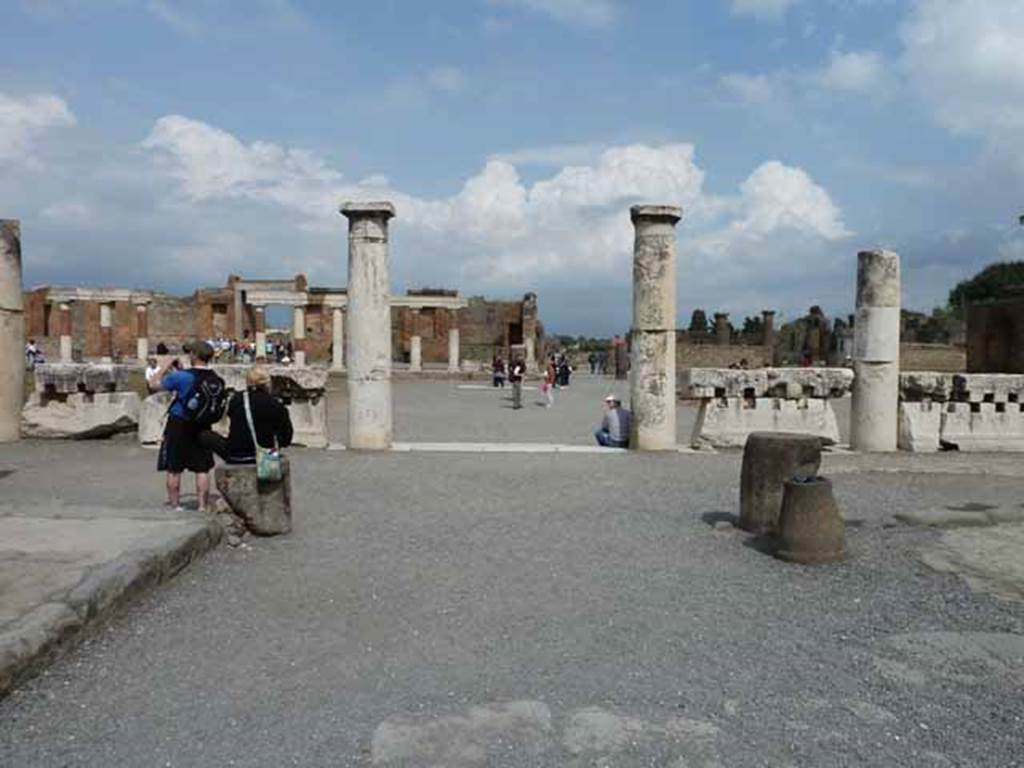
[
  {"left": 156, "top": 341, "right": 169, "bottom": 355},
  {"left": 595, "top": 395, "right": 631, "bottom": 448},
  {"left": 558, "top": 355, "right": 572, "bottom": 387},
  {"left": 201, "top": 365, "right": 293, "bottom": 464},
  {"left": 588, "top": 351, "right": 597, "bottom": 374},
  {"left": 509, "top": 356, "right": 526, "bottom": 410},
  {"left": 541, "top": 358, "right": 556, "bottom": 407},
  {"left": 25, "top": 339, "right": 42, "bottom": 369},
  {"left": 153, "top": 341, "right": 226, "bottom": 512},
  {"left": 144, "top": 356, "right": 162, "bottom": 392},
  {"left": 492, "top": 354, "right": 506, "bottom": 388}
]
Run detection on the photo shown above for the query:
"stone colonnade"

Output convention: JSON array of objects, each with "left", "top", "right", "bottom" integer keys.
[
  {"left": 629, "top": 205, "right": 682, "bottom": 451},
  {"left": 850, "top": 249, "right": 901, "bottom": 451},
  {"left": 0, "top": 220, "right": 24, "bottom": 443},
  {"left": 342, "top": 201, "right": 395, "bottom": 450},
  {"left": 47, "top": 289, "right": 152, "bottom": 363}
]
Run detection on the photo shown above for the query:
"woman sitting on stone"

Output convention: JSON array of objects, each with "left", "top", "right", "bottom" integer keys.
[{"left": 203, "top": 366, "right": 293, "bottom": 464}]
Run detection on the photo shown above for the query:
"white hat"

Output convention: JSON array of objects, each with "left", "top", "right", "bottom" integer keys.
[{"left": 604, "top": 394, "right": 619, "bottom": 403}]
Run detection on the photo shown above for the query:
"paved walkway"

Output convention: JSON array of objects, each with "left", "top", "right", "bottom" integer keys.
[{"left": 0, "top": 438, "right": 1021, "bottom": 766}]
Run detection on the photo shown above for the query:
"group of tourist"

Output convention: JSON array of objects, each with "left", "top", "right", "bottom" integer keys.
[
  {"left": 586, "top": 350, "right": 610, "bottom": 375},
  {"left": 149, "top": 341, "right": 294, "bottom": 512}
]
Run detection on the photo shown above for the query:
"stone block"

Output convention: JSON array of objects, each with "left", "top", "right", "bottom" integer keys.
[
  {"left": 33, "top": 363, "right": 129, "bottom": 394},
  {"left": 952, "top": 373, "right": 1024, "bottom": 404},
  {"left": 210, "top": 364, "right": 328, "bottom": 394},
  {"left": 939, "top": 402, "right": 1024, "bottom": 452},
  {"left": 138, "top": 391, "right": 173, "bottom": 445},
  {"left": 679, "top": 368, "right": 767, "bottom": 399},
  {"left": 679, "top": 367, "right": 853, "bottom": 400},
  {"left": 764, "top": 368, "right": 854, "bottom": 399},
  {"left": 898, "top": 401, "right": 941, "bottom": 453},
  {"left": 287, "top": 397, "right": 328, "bottom": 448},
  {"left": 775, "top": 476, "right": 845, "bottom": 564},
  {"left": 215, "top": 458, "right": 292, "bottom": 536},
  {"left": 691, "top": 397, "right": 840, "bottom": 449},
  {"left": 21, "top": 391, "right": 140, "bottom": 439},
  {"left": 899, "top": 371, "right": 955, "bottom": 402},
  {"left": 739, "top": 432, "right": 822, "bottom": 534}
]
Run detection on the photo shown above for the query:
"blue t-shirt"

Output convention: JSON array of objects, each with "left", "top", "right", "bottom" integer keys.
[{"left": 162, "top": 369, "right": 197, "bottom": 420}]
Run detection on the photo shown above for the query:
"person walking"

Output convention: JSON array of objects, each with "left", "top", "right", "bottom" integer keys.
[
  {"left": 595, "top": 395, "right": 632, "bottom": 448},
  {"left": 509, "top": 356, "right": 526, "bottom": 410},
  {"left": 587, "top": 351, "right": 597, "bottom": 375},
  {"left": 492, "top": 354, "right": 506, "bottom": 388},
  {"left": 541, "top": 359, "right": 556, "bottom": 407}
]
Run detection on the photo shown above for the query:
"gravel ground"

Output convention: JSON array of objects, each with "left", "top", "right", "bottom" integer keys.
[{"left": 0, "top": 439, "right": 1021, "bottom": 767}]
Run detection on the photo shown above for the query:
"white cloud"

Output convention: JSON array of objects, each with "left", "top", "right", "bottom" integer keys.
[
  {"left": 718, "top": 72, "right": 782, "bottom": 104},
  {"left": 901, "top": 0, "right": 1024, "bottom": 137},
  {"left": 490, "top": 142, "right": 605, "bottom": 167},
  {"left": 488, "top": 0, "right": 617, "bottom": 29},
  {"left": 814, "top": 49, "right": 886, "bottom": 93},
  {"left": 729, "top": 0, "right": 799, "bottom": 21},
  {"left": 426, "top": 66, "right": 467, "bottom": 94},
  {"left": 0, "top": 92, "right": 76, "bottom": 164}
]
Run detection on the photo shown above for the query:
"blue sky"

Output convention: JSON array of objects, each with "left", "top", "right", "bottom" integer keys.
[{"left": 2, "top": 0, "right": 1023, "bottom": 335}]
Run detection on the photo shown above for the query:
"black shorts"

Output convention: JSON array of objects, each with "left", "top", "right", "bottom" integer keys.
[{"left": 159, "top": 417, "right": 215, "bottom": 474}]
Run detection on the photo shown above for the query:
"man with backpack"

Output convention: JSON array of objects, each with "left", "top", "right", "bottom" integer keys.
[{"left": 154, "top": 341, "right": 227, "bottom": 512}]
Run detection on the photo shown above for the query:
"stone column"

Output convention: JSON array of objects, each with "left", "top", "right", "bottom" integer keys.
[
  {"left": 99, "top": 302, "right": 114, "bottom": 362},
  {"left": 408, "top": 308, "right": 422, "bottom": 372},
  {"left": 523, "top": 292, "right": 538, "bottom": 366},
  {"left": 233, "top": 284, "right": 244, "bottom": 340},
  {"left": 714, "top": 312, "right": 730, "bottom": 346},
  {"left": 292, "top": 305, "right": 306, "bottom": 367},
  {"left": 331, "top": 307, "right": 345, "bottom": 371},
  {"left": 762, "top": 310, "right": 776, "bottom": 352},
  {"left": 629, "top": 205, "right": 681, "bottom": 451},
  {"left": 135, "top": 302, "right": 149, "bottom": 362},
  {"left": 58, "top": 302, "right": 73, "bottom": 362},
  {"left": 253, "top": 305, "right": 267, "bottom": 361},
  {"left": 447, "top": 309, "right": 460, "bottom": 373},
  {"left": 341, "top": 201, "right": 395, "bottom": 450},
  {"left": 850, "top": 249, "right": 900, "bottom": 452},
  {"left": 0, "top": 220, "right": 24, "bottom": 443}
]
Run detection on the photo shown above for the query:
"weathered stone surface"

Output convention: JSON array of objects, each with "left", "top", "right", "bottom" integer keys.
[
  {"left": 951, "top": 373, "right": 1024, "bottom": 403},
  {"left": 630, "top": 331, "right": 676, "bottom": 450},
  {"left": 215, "top": 458, "right": 292, "bottom": 536},
  {"left": 739, "top": 432, "right": 822, "bottom": 534},
  {"left": 775, "top": 476, "right": 845, "bottom": 564},
  {"left": 138, "top": 391, "right": 172, "bottom": 445},
  {"left": 286, "top": 397, "right": 327, "bottom": 448},
  {"left": 0, "top": 219, "right": 24, "bottom": 443},
  {"left": 939, "top": 402, "right": 1024, "bottom": 451},
  {"left": 210, "top": 364, "right": 328, "bottom": 394},
  {"left": 679, "top": 368, "right": 767, "bottom": 399},
  {"left": 21, "top": 392, "right": 140, "bottom": 439},
  {"left": 679, "top": 367, "right": 852, "bottom": 399},
  {"left": 691, "top": 397, "right": 840, "bottom": 449},
  {"left": 33, "top": 363, "right": 129, "bottom": 394},
  {"left": 894, "top": 507, "right": 994, "bottom": 528},
  {"left": 898, "top": 401, "right": 941, "bottom": 452},
  {"left": 920, "top": 529, "right": 1024, "bottom": 602},
  {"left": 899, "top": 371, "right": 955, "bottom": 402},
  {"left": 765, "top": 367, "right": 853, "bottom": 399}
]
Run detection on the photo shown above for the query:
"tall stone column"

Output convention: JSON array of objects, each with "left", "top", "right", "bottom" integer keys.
[
  {"left": 447, "top": 309, "right": 460, "bottom": 373},
  {"left": 253, "top": 305, "right": 267, "bottom": 361},
  {"left": 761, "top": 310, "right": 776, "bottom": 355},
  {"left": 331, "top": 307, "right": 345, "bottom": 371},
  {"left": 630, "top": 205, "right": 681, "bottom": 451},
  {"left": 850, "top": 249, "right": 900, "bottom": 452},
  {"left": 409, "top": 308, "right": 422, "bottom": 372},
  {"left": 58, "top": 302, "right": 73, "bottom": 362},
  {"left": 292, "top": 305, "right": 306, "bottom": 367},
  {"left": 0, "top": 220, "right": 24, "bottom": 442},
  {"left": 99, "top": 302, "right": 114, "bottom": 362},
  {"left": 341, "top": 201, "right": 395, "bottom": 450},
  {"left": 714, "top": 312, "right": 730, "bottom": 346},
  {"left": 135, "top": 302, "right": 149, "bottom": 362},
  {"left": 523, "top": 292, "right": 538, "bottom": 366}
]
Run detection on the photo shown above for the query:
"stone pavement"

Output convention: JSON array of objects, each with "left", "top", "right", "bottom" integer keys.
[{"left": 0, "top": 434, "right": 1022, "bottom": 766}]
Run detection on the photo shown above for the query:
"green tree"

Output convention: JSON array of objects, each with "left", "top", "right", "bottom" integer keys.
[{"left": 948, "top": 261, "right": 1024, "bottom": 315}]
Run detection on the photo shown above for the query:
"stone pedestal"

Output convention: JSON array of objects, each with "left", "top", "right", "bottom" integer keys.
[
  {"left": 629, "top": 205, "right": 681, "bottom": 450},
  {"left": 740, "top": 432, "right": 822, "bottom": 534},
  {"left": 0, "top": 220, "right": 24, "bottom": 443},
  {"left": 851, "top": 249, "right": 900, "bottom": 452},
  {"left": 342, "top": 201, "right": 395, "bottom": 450},
  {"left": 331, "top": 307, "right": 345, "bottom": 371},
  {"left": 775, "top": 477, "right": 845, "bottom": 564},
  {"left": 216, "top": 458, "right": 292, "bottom": 536}
]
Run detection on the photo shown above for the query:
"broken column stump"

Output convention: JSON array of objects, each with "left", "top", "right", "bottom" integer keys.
[
  {"left": 215, "top": 458, "right": 292, "bottom": 536},
  {"left": 775, "top": 476, "right": 845, "bottom": 564},
  {"left": 739, "top": 432, "right": 822, "bottom": 535}
]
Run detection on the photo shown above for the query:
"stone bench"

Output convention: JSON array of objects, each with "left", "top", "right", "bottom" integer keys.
[{"left": 215, "top": 458, "right": 292, "bottom": 536}]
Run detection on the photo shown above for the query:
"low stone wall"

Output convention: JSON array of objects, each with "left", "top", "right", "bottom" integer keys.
[
  {"left": 680, "top": 367, "right": 853, "bottom": 449},
  {"left": 899, "top": 343, "right": 965, "bottom": 372},
  {"left": 898, "top": 372, "right": 1024, "bottom": 452},
  {"left": 22, "top": 364, "right": 140, "bottom": 438}
]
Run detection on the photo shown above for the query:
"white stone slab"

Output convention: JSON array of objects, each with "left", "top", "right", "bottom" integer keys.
[
  {"left": 940, "top": 402, "right": 1024, "bottom": 452},
  {"left": 691, "top": 397, "right": 840, "bottom": 449},
  {"left": 898, "top": 401, "right": 941, "bottom": 453}
]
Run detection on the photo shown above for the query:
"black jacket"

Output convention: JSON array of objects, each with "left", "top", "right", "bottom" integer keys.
[{"left": 224, "top": 388, "right": 294, "bottom": 462}]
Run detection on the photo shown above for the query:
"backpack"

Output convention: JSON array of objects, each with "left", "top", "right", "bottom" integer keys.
[{"left": 183, "top": 369, "right": 228, "bottom": 426}]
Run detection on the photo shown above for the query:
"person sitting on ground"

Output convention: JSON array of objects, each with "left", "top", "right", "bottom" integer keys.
[
  {"left": 202, "top": 365, "right": 293, "bottom": 465},
  {"left": 595, "top": 395, "right": 631, "bottom": 448}
]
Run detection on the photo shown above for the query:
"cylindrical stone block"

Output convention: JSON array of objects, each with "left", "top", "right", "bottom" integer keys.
[
  {"left": 331, "top": 307, "right": 345, "bottom": 370},
  {"left": 630, "top": 204, "right": 682, "bottom": 451},
  {"left": 0, "top": 220, "right": 24, "bottom": 442},
  {"left": 762, "top": 310, "right": 776, "bottom": 355},
  {"left": 714, "top": 313, "right": 730, "bottom": 346},
  {"left": 775, "top": 476, "right": 845, "bottom": 564},
  {"left": 342, "top": 201, "right": 395, "bottom": 450},
  {"left": 851, "top": 249, "right": 900, "bottom": 452},
  {"left": 739, "top": 432, "right": 822, "bottom": 534}
]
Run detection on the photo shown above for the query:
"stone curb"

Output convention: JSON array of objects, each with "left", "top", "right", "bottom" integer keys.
[{"left": 0, "top": 518, "right": 222, "bottom": 699}]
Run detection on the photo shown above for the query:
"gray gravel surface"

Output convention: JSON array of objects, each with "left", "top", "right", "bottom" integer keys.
[{"left": 0, "top": 440, "right": 1021, "bottom": 767}]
